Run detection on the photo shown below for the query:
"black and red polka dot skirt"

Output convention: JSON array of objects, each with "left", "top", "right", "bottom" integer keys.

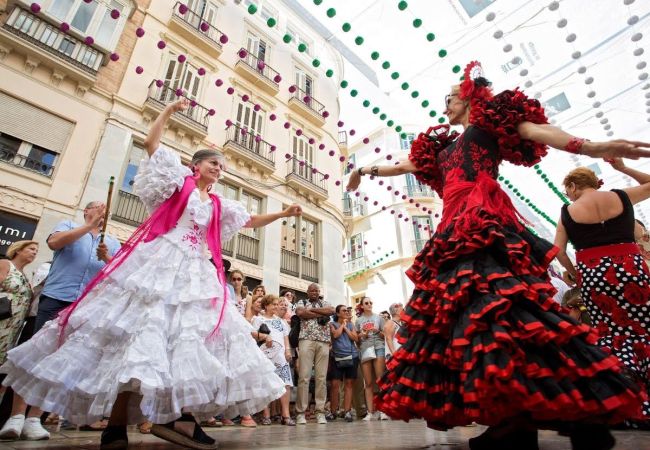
[
  {"left": 375, "top": 215, "right": 645, "bottom": 430},
  {"left": 577, "top": 243, "right": 650, "bottom": 426}
]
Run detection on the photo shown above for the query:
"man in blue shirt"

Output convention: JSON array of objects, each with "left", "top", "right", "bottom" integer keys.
[{"left": 35, "top": 201, "right": 120, "bottom": 332}]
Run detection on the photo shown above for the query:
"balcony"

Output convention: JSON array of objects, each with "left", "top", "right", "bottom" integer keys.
[
  {"left": 222, "top": 237, "right": 234, "bottom": 256},
  {"left": 411, "top": 239, "right": 428, "bottom": 254},
  {"left": 338, "top": 131, "right": 348, "bottom": 150},
  {"left": 113, "top": 190, "right": 148, "bottom": 227},
  {"left": 302, "top": 256, "right": 319, "bottom": 282},
  {"left": 0, "top": 146, "right": 55, "bottom": 178},
  {"left": 169, "top": 2, "right": 225, "bottom": 58},
  {"left": 288, "top": 86, "right": 326, "bottom": 127},
  {"left": 285, "top": 158, "right": 328, "bottom": 201},
  {"left": 2, "top": 6, "right": 103, "bottom": 82},
  {"left": 223, "top": 124, "right": 275, "bottom": 174},
  {"left": 405, "top": 184, "right": 435, "bottom": 199},
  {"left": 143, "top": 81, "right": 210, "bottom": 138},
  {"left": 234, "top": 49, "right": 280, "bottom": 95},
  {"left": 236, "top": 233, "right": 260, "bottom": 264},
  {"left": 343, "top": 197, "right": 366, "bottom": 217},
  {"left": 280, "top": 249, "right": 319, "bottom": 282},
  {"left": 280, "top": 249, "right": 299, "bottom": 277},
  {"left": 343, "top": 256, "right": 368, "bottom": 274}
]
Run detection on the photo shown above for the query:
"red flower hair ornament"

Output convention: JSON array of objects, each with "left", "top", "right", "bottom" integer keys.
[{"left": 458, "top": 61, "right": 493, "bottom": 102}]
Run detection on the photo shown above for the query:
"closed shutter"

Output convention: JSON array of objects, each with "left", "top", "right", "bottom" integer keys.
[{"left": 0, "top": 92, "right": 73, "bottom": 153}]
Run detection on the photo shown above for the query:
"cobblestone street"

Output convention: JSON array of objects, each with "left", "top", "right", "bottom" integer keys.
[{"left": 0, "top": 420, "right": 648, "bottom": 450}]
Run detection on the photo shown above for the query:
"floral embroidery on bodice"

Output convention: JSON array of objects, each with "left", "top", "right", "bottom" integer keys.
[
  {"left": 437, "top": 126, "right": 501, "bottom": 185},
  {"left": 165, "top": 190, "right": 212, "bottom": 254}
]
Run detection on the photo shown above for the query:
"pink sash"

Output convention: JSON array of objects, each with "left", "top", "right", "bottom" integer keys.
[{"left": 58, "top": 175, "right": 229, "bottom": 344}]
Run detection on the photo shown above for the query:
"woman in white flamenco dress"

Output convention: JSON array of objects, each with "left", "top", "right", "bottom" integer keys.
[{"left": 0, "top": 99, "right": 300, "bottom": 450}]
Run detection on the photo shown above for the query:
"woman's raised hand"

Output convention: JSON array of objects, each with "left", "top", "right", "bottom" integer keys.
[
  {"left": 283, "top": 204, "right": 302, "bottom": 217},
  {"left": 346, "top": 170, "right": 361, "bottom": 192},
  {"left": 584, "top": 140, "right": 650, "bottom": 160},
  {"left": 168, "top": 98, "right": 190, "bottom": 113}
]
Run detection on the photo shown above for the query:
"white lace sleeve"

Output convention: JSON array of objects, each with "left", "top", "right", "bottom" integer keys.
[
  {"left": 219, "top": 198, "right": 251, "bottom": 242},
  {"left": 133, "top": 147, "right": 192, "bottom": 213}
]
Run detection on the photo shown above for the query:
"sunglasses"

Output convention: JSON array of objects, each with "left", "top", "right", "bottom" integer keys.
[
  {"left": 231, "top": 277, "right": 243, "bottom": 281},
  {"left": 363, "top": 301, "right": 373, "bottom": 305}
]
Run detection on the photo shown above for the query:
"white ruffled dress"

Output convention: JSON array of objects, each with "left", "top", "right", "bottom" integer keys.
[{"left": 0, "top": 147, "right": 286, "bottom": 424}]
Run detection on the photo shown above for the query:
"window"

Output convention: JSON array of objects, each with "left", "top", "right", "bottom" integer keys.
[
  {"left": 286, "top": 25, "right": 312, "bottom": 56},
  {"left": 236, "top": 101, "right": 265, "bottom": 136},
  {"left": 291, "top": 133, "right": 315, "bottom": 180},
  {"left": 213, "top": 181, "right": 263, "bottom": 263},
  {"left": 405, "top": 173, "right": 429, "bottom": 197},
  {"left": 349, "top": 233, "right": 364, "bottom": 260},
  {"left": 246, "top": 32, "right": 269, "bottom": 63},
  {"left": 45, "top": 0, "right": 131, "bottom": 50},
  {"left": 295, "top": 67, "right": 313, "bottom": 95},
  {"left": 184, "top": 0, "right": 219, "bottom": 29},
  {"left": 344, "top": 153, "right": 356, "bottom": 175},
  {"left": 0, "top": 132, "right": 58, "bottom": 177},
  {"left": 281, "top": 215, "right": 319, "bottom": 281},
  {"left": 400, "top": 133, "right": 415, "bottom": 150},
  {"left": 412, "top": 216, "right": 433, "bottom": 252},
  {"left": 119, "top": 143, "right": 145, "bottom": 193},
  {"left": 161, "top": 53, "right": 203, "bottom": 104}
]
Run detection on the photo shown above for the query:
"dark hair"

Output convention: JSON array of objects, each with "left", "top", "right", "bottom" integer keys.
[
  {"left": 191, "top": 149, "right": 225, "bottom": 167},
  {"left": 380, "top": 310, "right": 389, "bottom": 317},
  {"left": 335, "top": 304, "right": 346, "bottom": 314}
]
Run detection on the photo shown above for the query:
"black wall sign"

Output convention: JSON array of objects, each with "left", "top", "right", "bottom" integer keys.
[{"left": 0, "top": 210, "right": 38, "bottom": 257}]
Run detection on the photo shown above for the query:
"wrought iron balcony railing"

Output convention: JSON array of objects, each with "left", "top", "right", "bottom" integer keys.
[
  {"left": 4, "top": 6, "right": 103, "bottom": 73},
  {"left": 291, "top": 85, "right": 326, "bottom": 116},
  {"left": 236, "top": 48, "right": 280, "bottom": 87},
  {"left": 146, "top": 81, "right": 210, "bottom": 131},
  {"left": 225, "top": 124, "right": 275, "bottom": 166},
  {"left": 0, "top": 146, "right": 55, "bottom": 177},
  {"left": 286, "top": 158, "right": 328, "bottom": 193},
  {"left": 172, "top": 1, "right": 226, "bottom": 46}
]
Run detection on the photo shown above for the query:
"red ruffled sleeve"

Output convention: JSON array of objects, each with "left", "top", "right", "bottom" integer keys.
[
  {"left": 470, "top": 89, "right": 549, "bottom": 167},
  {"left": 408, "top": 125, "right": 459, "bottom": 197}
]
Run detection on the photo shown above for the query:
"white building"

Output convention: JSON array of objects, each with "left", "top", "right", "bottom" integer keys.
[
  {"left": 343, "top": 126, "right": 442, "bottom": 313},
  {"left": 1, "top": 0, "right": 347, "bottom": 301}
]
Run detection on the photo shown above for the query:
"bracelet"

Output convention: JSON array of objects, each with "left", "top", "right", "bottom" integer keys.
[
  {"left": 357, "top": 167, "right": 364, "bottom": 176},
  {"left": 370, "top": 165, "right": 379, "bottom": 176},
  {"left": 565, "top": 137, "right": 588, "bottom": 154}
]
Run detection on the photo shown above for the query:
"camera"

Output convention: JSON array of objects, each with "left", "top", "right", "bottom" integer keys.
[{"left": 316, "top": 316, "right": 330, "bottom": 326}]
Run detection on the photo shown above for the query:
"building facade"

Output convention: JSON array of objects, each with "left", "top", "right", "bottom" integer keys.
[
  {"left": 343, "top": 127, "right": 442, "bottom": 314},
  {"left": 0, "top": 0, "right": 346, "bottom": 301}
]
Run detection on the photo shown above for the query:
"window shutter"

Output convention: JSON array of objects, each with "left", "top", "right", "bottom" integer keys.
[{"left": 0, "top": 92, "right": 72, "bottom": 153}]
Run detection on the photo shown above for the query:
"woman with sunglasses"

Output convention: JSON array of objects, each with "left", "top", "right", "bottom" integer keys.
[
  {"left": 347, "top": 61, "right": 650, "bottom": 450},
  {"left": 228, "top": 269, "right": 248, "bottom": 317},
  {"left": 355, "top": 297, "right": 388, "bottom": 421}
]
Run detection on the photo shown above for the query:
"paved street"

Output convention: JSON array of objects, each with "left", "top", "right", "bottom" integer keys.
[{"left": 0, "top": 420, "right": 648, "bottom": 450}]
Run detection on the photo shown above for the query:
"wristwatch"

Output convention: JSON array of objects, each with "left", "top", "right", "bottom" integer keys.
[{"left": 357, "top": 167, "right": 364, "bottom": 176}]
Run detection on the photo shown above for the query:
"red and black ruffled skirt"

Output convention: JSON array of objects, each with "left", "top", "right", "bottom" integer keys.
[{"left": 375, "top": 176, "right": 645, "bottom": 430}]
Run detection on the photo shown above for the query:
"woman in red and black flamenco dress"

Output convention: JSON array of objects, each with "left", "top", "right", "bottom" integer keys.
[{"left": 346, "top": 61, "right": 650, "bottom": 450}]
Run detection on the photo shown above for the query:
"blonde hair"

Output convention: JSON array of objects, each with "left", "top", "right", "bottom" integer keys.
[
  {"left": 563, "top": 167, "right": 599, "bottom": 190},
  {"left": 261, "top": 294, "right": 279, "bottom": 309},
  {"left": 6, "top": 240, "right": 38, "bottom": 259}
]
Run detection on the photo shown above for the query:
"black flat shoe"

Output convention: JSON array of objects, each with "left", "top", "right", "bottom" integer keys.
[
  {"left": 469, "top": 425, "right": 539, "bottom": 450},
  {"left": 570, "top": 424, "right": 615, "bottom": 450},
  {"left": 151, "top": 413, "right": 218, "bottom": 450},
  {"left": 100, "top": 425, "right": 128, "bottom": 450}
]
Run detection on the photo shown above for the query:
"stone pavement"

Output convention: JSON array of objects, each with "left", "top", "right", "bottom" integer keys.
[{"left": 0, "top": 420, "right": 648, "bottom": 449}]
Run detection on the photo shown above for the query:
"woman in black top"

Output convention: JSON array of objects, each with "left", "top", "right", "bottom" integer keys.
[{"left": 555, "top": 163, "right": 650, "bottom": 428}]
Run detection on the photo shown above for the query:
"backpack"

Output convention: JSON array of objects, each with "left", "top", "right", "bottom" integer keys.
[{"left": 289, "top": 314, "right": 301, "bottom": 349}]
